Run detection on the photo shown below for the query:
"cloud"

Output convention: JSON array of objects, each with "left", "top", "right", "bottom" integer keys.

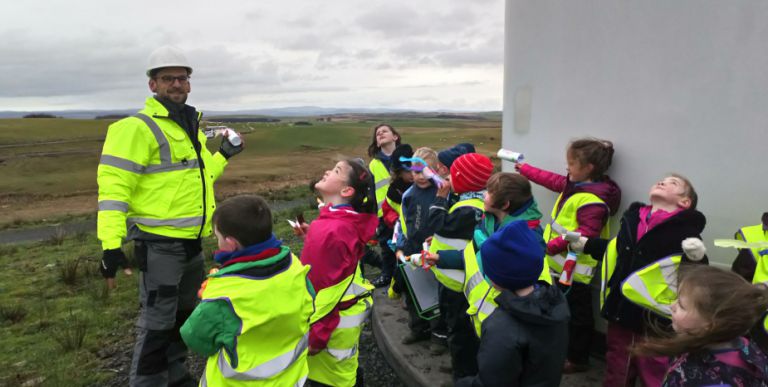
[{"left": 0, "top": 0, "right": 504, "bottom": 111}]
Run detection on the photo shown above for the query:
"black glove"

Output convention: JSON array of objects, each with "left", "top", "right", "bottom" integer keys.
[
  {"left": 219, "top": 135, "right": 243, "bottom": 159},
  {"left": 100, "top": 248, "right": 128, "bottom": 278}
]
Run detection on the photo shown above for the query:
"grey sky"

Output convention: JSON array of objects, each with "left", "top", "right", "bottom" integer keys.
[{"left": 0, "top": 0, "right": 504, "bottom": 111}]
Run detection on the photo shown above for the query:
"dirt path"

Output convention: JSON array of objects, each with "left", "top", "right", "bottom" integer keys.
[{"left": 0, "top": 197, "right": 311, "bottom": 245}]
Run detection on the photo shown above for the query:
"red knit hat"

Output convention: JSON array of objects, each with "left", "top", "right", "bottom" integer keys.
[{"left": 450, "top": 153, "right": 494, "bottom": 193}]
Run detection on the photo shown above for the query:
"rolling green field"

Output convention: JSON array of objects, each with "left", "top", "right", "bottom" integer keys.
[
  {"left": 0, "top": 115, "right": 501, "bottom": 227},
  {"left": 0, "top": 206, "right": 318, "bottom": 386}
]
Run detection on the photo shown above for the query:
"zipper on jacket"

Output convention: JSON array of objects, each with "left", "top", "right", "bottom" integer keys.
[{"left": 154, "top": 112, "right": 207, "bottom": 239}]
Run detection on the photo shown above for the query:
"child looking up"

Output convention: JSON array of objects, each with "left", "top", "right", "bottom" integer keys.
[
  {"left": 180, "top": 195, "right": 315, "bottom": 386},
  {"left": 367, "top": 123, "right": 401, "bottom": 217},
  {"left": 300, "top": 159, "right": 379, "bottom": 387},
  {"left": 516, "top": 137, "right": 621, "bottom": 373},
  {"left": 633, "top": 265, "right": 768, "bottom": 386},
  {"left": 574, "top": 174, "right": 706, "bottom": 386},
  {"left": 367, "top": 124, "right": 403, "bottom": 289},
  {"left": 456, "top": 221, "right": 570, "bottom": 387},
  {"left": 372, "top": 143, "right": 414, "bottom": 288}
]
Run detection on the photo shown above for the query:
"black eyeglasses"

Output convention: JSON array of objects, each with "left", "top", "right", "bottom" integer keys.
[{"left": 158, "top": 75, "right": 190, "bottom": 84}]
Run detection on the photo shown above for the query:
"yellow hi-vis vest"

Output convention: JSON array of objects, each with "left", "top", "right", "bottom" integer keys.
[
  {"left": 742, "top": 226, "right": 768, "bottom": 334},
  {"left": 620, "top": 254, "right": 683, "bottom": 318},
  {"left": 397, "top": 197, "right": 408, "bottom": 236},
  {"left": 200, "top": 255, "right": 313, "bottom": 387},
  {"left": 738, "top": 224, "right": 768, "bottom": 278},
  {"left": 599, "top": 238, "right": 620, "bottom": 309},
  {"left": 369, "top": 158, "right": 390, "bottom": 217},
  {"left": 463, "top": 244, "right": 552, "bottom": 337},
  {"left": 97, "top": 97, "right": 228, "bottom": 250},
  {"left": 308, "top": 262, "right": 373, "bottom": 387},
  {"left": 428, "top": 198, "right": 484, "bottom": 292},
  {"left": 543, "top": 192, "right": 610, "bottom": 284}
]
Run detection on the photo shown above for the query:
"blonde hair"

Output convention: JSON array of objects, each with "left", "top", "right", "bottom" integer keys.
[
  {"left": 668, "top": 173, "right": 698, "bottom": 209},
  {"left": 413, "top": 147, "right": 438, "bottom": 169}
]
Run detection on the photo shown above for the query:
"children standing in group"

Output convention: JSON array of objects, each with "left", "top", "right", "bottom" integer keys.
[
  {"left": 456, "top": 221, "right": 570, "bottom": 387},
  {"left": 428, "top": 152, "right": 494, "bottom": 380},
  {"left": 180, "top": 195, "right": 315, "bottom": 386},
  {"left": 376, "top": 144, "right": 414, "bottom": 289},
  {"left": 633, "top": 265, "right": 768, "bottom": 386},
  {"left": 516, "top": 138, "right": 621, "bottom": 373},
  {"left": 394, "top": 147, "right": 442, "bottom": 346},
  {"left": 367, "top": 124, "right": 403, "bottom": 288},
  {"left": 425, "top": 172, "right": 549, "bottom": 337},
  {"left": 574, "top": 174, "right": 706, "bottom": 386},
  {"left": 299, "top": 159, "right": 379, "bottom": 387}
]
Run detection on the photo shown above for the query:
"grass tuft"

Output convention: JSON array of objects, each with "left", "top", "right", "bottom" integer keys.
[
  {"left": 47, "top": 226, "right": 67, "bottom": 246},
  {"left": 0, "top": 304, "right": 28, "bottom": 324},
  {"left": 53, "top": 310, "right": 88, "bottom": 352},
  {"left": 58, "top": 257, "right": 80, "bottom": 286}
]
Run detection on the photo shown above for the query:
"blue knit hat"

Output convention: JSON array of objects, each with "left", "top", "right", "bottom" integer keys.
[
  {"left": 480, "top": 220, "right": 545, "bottom": 290},
  {"left": 438, "top": 143, "right": 476, "bottom": 168}
]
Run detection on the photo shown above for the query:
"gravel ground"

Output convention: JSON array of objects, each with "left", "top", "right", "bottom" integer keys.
[{"left": 358, "top": 322, "right": 404, "bottom": 387}]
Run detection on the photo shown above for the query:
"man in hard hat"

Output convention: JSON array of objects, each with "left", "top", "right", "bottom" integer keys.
[{"left": 96, "top": 45, "right": 243, "bottom": 387}]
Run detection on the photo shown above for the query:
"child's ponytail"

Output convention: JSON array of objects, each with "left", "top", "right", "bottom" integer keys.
[
  {"left": 345, "top": 158, "right": 377, "bottom": 214},
  {"left": 568, "top": 138, "right": 614, "bottom": 180}
]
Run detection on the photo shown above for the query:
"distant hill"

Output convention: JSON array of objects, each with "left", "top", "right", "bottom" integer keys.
[{"left": 0, "top": 106, "right": 501, "bottom": 119}]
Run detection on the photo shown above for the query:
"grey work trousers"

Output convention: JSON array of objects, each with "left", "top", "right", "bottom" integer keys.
[{"left": 129, "top": 240, "right": 204, "bottom": 387}]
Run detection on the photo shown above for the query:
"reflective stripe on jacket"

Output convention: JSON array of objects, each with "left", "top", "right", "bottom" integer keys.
[
  {"left": 308, "top": 262, "right": 373, "bottom": 387},
  {"left": 739, "top": 225, "right": 768, "bottom": 284},
  {"left": 463, "top": 244, "right": 552, "bottom": 337},
  {"left": 543, "top": 192, "right": 609, "bottom": 284},
  {"left": 97, "top": 97, "right": 227, "bottom": 249},
  {"left": 369, "top": 158, "right": 390, "bottom": 217},
  {"left": 599, "top": 238, "right": 620, "bottom": 309},
  {"left": 428, "top": 198, "right": 484, "bottom": 292},
  {"left": 743, "top": 226, "right": 768, "bottom": 334},
  {"left": 621, "top": 254, "right": 682, "bottom": 318},
  {"left": 199, "top": 255, "right": 313, "bottom": 387}
]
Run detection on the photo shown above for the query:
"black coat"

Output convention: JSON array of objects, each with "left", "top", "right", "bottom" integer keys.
[
  {"left": 583, "top": 202, "right": 706, "bottom": 333},
  {"left": 456, "top": 284, "right": 570, "bottom": 387}
]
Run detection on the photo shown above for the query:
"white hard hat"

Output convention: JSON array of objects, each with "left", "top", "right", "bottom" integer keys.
[{"left": 146, "top": 45, "right": 193, "bottom": 76}]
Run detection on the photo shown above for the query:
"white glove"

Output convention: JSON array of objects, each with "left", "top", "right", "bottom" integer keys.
[
  {"left": 568, "top": 236, "right": 588, "bottom": 253},
  {"left": 681, "top": 238, "right": 706, "bottom": 261}
]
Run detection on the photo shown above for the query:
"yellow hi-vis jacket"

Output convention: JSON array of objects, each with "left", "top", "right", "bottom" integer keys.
[
  {"left": 308, "top": 263, "right": 373, "bottom": 387},
  {"left": 369, "top": 158, "right": 390, "bottom": 217},
  {"left": 463, "top": 244, "right": 552, "bottom": 337},
  {"left": 738, "top": 225, "right": 768, "bottom": 279},
  {"left": 198, "top": 254, "right": 314, "bottom": 387},
  {"left": 543, "top": 192, "right": 610, "bottom": 284},
  {"left": 97, "top": 97, "right": 228, "bottom": 249},
  {"left": 743, "top": 226, "right": 768, "bottom": 334},
  {"left": 620, "top": 254, "right": 683, "bottom": 318},
  {"left": 428, "top": 198, "right": 484, "bottom": 292}
]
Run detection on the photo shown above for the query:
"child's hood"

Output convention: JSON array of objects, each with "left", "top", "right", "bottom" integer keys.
[
  {"left": 496, "top": 283, "right": 570, "bottom": 326},
  {"left": 574, "top": 175, "right": 622, "bottom": 215}
]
